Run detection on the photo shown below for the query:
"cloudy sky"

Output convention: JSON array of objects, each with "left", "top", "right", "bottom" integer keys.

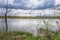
[
  {"left": 0, "top": 0, "right": 56, "bottom": 9},
  {"left": 0, "top": 0, "right": 60, "bottom": 16}
]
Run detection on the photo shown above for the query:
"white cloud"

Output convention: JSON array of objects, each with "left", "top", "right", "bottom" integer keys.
[
  {"left": 55, "top": 0, "right": 60, "bottom": 5},
  {"left": 0, "top": 7, "right": 60, "bottom": 16},
  {"left": 24, "top": 0, "right": 44, "bottom": 9},
  {"left": 7, "top": 9, "right": 58, "bottom": 16}
]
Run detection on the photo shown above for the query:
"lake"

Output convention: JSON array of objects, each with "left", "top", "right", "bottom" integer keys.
[{"left": 0, "top": 19, "right": 60, "bottom": 36}]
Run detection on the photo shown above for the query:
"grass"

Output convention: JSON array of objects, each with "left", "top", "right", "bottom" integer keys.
[
  {"left": 0, "top": 31, "right": 60, "bottom": 40},
  {"left": 0, "top": 31, "right": 37, "bottom": 40}
]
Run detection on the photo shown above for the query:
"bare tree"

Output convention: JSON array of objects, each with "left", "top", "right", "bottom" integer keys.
[{"left": 5, "top": 0, "right": 8, "bottom": 32}]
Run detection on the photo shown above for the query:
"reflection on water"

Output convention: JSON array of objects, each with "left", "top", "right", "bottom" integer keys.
[{"left": 0, "top": 19, "right": 60, "bottom": 35}]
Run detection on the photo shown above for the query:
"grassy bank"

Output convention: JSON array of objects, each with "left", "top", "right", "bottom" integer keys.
[{"left": 0, "top": 31, "right": 60, "bottom": 40}]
